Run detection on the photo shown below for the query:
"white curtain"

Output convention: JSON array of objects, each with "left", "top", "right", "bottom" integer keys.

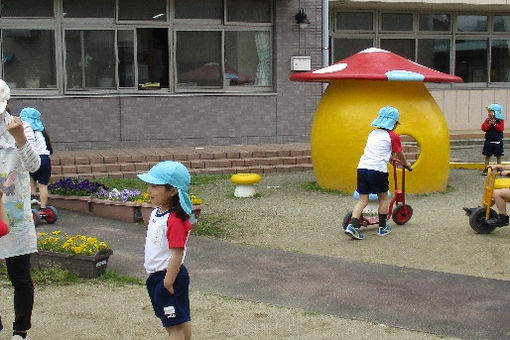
[{"left": 254, "top": 32, "right": 271, "bottom": 86}]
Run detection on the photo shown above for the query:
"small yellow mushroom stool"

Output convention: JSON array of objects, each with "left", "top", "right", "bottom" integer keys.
[{"left": 230, "top": 173, "right": 262, "bottom": 198}]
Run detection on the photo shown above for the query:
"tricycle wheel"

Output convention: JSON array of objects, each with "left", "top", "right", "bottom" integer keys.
[
  {"left": 392, "top": 204, "right": 413, "bottom": 225},
  {"left": 469, "top": 207, "right": 497, "bottom": 234},
  {"left": 44, "top": 206, "right": 58, "bottom": 224},
  {"left": 32, "top": 209, "right": 41, "bottom": 227},
  {"left": 342, "top": 211, "right": 352, "bottom": 230}
]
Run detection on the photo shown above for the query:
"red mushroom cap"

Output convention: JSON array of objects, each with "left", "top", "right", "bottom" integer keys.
[{"left": 290, "top": 47, "right": 463, "bottom": 83}]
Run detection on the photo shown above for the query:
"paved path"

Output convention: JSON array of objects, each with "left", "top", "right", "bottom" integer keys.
[{"left": 41, "top": 209, "right": 510, "bottom": 340}]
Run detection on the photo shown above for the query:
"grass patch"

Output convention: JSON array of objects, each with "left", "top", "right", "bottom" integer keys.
[
  {"left": 302, "top": 181, "right": 349, "bottom": 195},
  {"left": 191, "top": 213, "right": 227, "bottom": 238},
  {"left": 0, "top": 261, "right": 143, "bottom": 286}
]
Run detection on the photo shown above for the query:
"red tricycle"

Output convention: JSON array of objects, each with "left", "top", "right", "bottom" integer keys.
[
  {"left": 342, "top": 158, "right": 413, "bottom": 230},
  {"left": 32, "top": 206, "right": 58, "bottom": 227}
]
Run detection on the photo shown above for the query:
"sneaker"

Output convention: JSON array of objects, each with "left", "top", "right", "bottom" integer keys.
[
  {"left": 11, "top": 335, "right": 28, "bottom": 340},
  {"left": 344, "top": 225, "right": 364, "bottom": 240},
  {"left": 377, "top": 225, "right": 392, "bottom": 236},
  {"left": 486, "top": 214, "right": 509, "bottom": 227},
  {"left": 30, "top": 195, "right": 40, "bottom": 205}
]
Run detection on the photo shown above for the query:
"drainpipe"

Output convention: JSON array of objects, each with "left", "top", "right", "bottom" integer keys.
[{"left": 321, "top": 0, "right": 329, "bottom": 92}]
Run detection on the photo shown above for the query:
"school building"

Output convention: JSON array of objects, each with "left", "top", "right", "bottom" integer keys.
[{"left": 1, "top": 0, "right": 510, "bottom": 150}]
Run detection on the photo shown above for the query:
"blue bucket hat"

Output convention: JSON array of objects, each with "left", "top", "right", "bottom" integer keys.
[
  {"left": 20, "top": 107, "right": 44, "bottom": 131},
  {"left": 487, "top": 103, "right": 504, "bottom": 120},
  {"left": 137, "top": 161, "right": 192, "bottom": 215},
  {"left": 371, "top": 106, "right": 400, "bottom": 130}
]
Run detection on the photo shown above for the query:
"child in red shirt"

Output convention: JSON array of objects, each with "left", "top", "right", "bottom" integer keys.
[{"left": 481, "top": 103, "right": 505, "bottom": 174}]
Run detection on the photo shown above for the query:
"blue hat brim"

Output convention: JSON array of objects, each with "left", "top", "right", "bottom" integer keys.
[
  {"left": 371, "top": 117, "right": 397, "bottom": 130},
  {"left": 137, "top": 173, "right": 167, "bottom": 185}
]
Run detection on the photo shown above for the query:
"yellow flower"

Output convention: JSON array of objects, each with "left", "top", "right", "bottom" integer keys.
[
  {"left": 52, "top": 230, "right": 61, "bottom": 235},
  {"left": 87, "top": 237, "right": 97, "bottom": 244}
]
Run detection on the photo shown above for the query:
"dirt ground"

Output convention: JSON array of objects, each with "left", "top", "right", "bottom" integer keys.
[{"left": 0, "top": 168, "right": 502, "bottom": 340}]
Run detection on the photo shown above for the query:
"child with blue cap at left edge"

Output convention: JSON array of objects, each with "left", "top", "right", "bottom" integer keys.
[
  {"left": 137, "top": 161, "right": 193, "bottom": 340},
  {"left": 345, "top": 106, "right": 412, "bottom": 241}
]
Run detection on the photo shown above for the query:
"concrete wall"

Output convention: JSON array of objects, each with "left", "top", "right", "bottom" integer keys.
[{"left": 8, "top": 1, "right": 323, "bottom": 151}]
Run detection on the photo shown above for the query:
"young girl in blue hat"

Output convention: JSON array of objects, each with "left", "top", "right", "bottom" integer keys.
[
  {"left": 138, "top": 161, "right": 193, "bottom": 340},
  {"left": 345, "top": 106, "right": 412, "bottom": 240},
  {"left": 481, "top": 103, "right": 505, "bottom": 174}
]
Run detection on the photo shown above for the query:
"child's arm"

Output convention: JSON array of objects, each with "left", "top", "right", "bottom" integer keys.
[
  {"left": 163, "top": 248, "right": 184, "bottom": 294},
  {"left": 0, "top": 189, "right": 9, "bottom": 237},
  {"left": 394, "top": 151, "right": 412, "bottom": 170},
  {"left": 494, "top": 120, "right": 505, "bottom": 133}
]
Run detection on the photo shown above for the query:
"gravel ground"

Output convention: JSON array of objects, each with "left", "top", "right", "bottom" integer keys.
[
  {"left": 0, "top": 168, "right": 503, "bottom": 340},
  {"left": 194, "top": 168, "right": 509, "bottom": 281}
]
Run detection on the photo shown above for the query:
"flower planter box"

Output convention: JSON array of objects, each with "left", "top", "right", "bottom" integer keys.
[
  {"left": 30, "top": 249, "right": 113, "bottom": 278},
  {"left": 48, "top": 195, "right": 202, "bottom": 225},
  {"left": 89, "top": 199, "right": 139, "bottom": 223},
  {"left": 47, "top": 195, "right": 90, "bottom": 214}
]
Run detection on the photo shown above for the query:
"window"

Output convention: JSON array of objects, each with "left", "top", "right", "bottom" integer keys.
[
  {"left": 455, "top": 39, "right": 487, "bottom": 82},
  {"left": 118, "top": 0, "right": 166, "bottom": 21},
  {"left": 0, "top": 0, "right": 53, "bottom": 18},
  {"left": 137, "top": 29, "right": 168, "bottom": 88},
  {"left": 457, "top": 15, "right": 487, "bottom": 32},
  {"left": 176, "top": 31, "right": 222, "bottom": 88},
  {"left": 65, "top": 30, "right": 115, "bottom": 89},
  {"left": 333, "top": 38, "right": 373, "bottom": 62},
  {"left": 174, "top": 0, "right": 222, "bottom": 20},
  {"left": 335, "top": 12, "right": 373, "bottom": 31},
  {"left": 419, "top": 14, "right": 450, "bottom": 32},
  {"left": 63, "top": 0, "right": 114, "bottom": 18},
  {"left": 332, "top": 10, "right": 510, "bottom": 84},
  {"left": 1, "top": 29, "right": 56, "bottom": 89},
  {"left": 118, "top": 30, "right": 135, "bottom": 88},
  {"left": 381, "top": 13, "right": 413, "bottom": 32},
  {"left": 227, "top": 0, "right": 271, "bottom": 23},
  {"left": 225, "top": 31, "right": 272, "bottom": 86}
]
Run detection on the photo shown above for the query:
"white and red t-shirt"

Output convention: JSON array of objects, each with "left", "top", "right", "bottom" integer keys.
[
  {"left": 144, "top": 209, "right": 192, "bottom": 274},
  {"left": 357, "top": 129, "right": 402, "bottom": 173}
]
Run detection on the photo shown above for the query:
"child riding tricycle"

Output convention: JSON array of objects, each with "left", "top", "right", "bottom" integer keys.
[{"left": 464, "top": 165, "right": 510, "bottom": 234}]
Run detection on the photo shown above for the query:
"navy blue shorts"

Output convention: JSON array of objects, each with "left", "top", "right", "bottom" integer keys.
[
  {"left": 482, "top": 140, "right": 504, "bottom": 157},
  {"left": 30, "top": 155, "right": 51, "bottom": 185},
  {"left": 357, "top": 168, "right": 389, "bottom": 194},
  {"left": 146, "top": 266, "right": 191, "bottom": 328}
]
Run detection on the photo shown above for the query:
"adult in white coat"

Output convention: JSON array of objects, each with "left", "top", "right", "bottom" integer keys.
[{"left": 0, "top": 79, "right": 41, "bottom": 340}]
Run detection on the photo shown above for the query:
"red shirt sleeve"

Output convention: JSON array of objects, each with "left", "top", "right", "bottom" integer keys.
[
  {"left": 0, "top": 221, "right": 8, "bottom": 238},
  {"left": 166, "top": 212, "right": 191, "bottom": 249},
  {"left": 494, "top": 120, "right": 505, "bottom": 133},
  {"left": 481, "top": 118, "right": 491, "bottom": 132},
  {"left": 388, "top": 131, "right": 403, "bottom": 153}
]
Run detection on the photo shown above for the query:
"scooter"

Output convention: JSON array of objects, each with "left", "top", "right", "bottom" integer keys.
[{"left": 342, "top": 158, "right": 413, "bottom": 230}]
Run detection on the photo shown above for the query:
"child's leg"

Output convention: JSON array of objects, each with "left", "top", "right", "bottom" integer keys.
[
  {"left": 493, "top": 189, "right": 510, "bottom": 215},
  {"left": 496, "top": 156, "right": 502, "bottom": 165},
  {"left": 165, "top": 322, "right": 191, "bottom": 340},
  {"left": 38, "top": 183, "right": 48, "bottom": 209},
  {"left": 377, "top": 191, "right": 390, "bottom": 227},
  {"left": 352, "top": 194, "right": 369, "bottom": 220},
  {"left": 484, "top": 155, "right": 490, "bottom": 169},
  {"left": 29, "top": 177, "right": 37, "bottom": 197}
]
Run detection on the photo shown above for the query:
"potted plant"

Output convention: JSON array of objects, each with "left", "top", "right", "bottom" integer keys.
[{"left": 31, "top": 230, "right": 113, "bottom": 278}]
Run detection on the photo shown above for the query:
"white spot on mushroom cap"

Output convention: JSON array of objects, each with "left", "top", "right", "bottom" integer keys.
[
  {"left": 359, "top": 47, "right": 390, "bottom": 54},
  {"left": 313, "top": 63, "right": 347, "bottom": 74},
  {"left": 386, "top": 70, "right": 425, "bottom": 81}
]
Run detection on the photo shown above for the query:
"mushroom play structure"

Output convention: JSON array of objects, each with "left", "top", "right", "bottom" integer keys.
[{"left": 290, "top": 47, "right": 463, "bottom": 194}]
